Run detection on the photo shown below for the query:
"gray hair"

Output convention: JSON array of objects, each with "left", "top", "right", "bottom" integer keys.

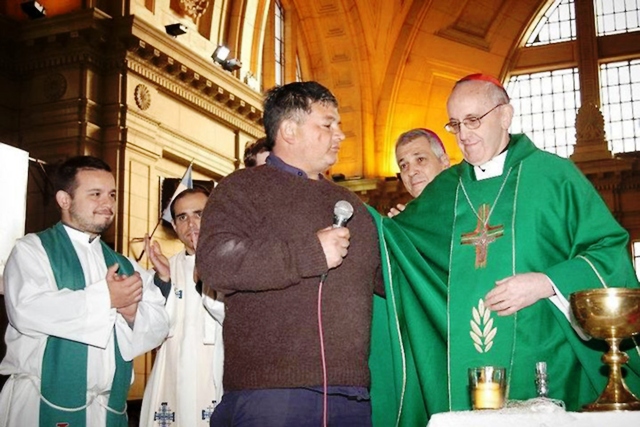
[{"left": 395, "top": 128, "right": 447, "bottom": 160}]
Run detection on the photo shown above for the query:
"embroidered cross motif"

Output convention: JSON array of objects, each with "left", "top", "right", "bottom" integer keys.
[
  {"left": 202, "top": 400, "right": 218, "bottom": 420},
  {"left": 461, "top": 204, "right": 504, "bottom": 268},
  {"left": 154, "top": 402, "right": 175, "bottom": 426}
]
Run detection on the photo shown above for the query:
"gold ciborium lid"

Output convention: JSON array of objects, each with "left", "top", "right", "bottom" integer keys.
[{"left": 570, "top": 287, "right": 640, "bottom": 411}]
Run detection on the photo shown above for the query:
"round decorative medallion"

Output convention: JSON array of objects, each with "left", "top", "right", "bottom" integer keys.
[
  {"left": 43, "top": 72, "right": 67, "bottom": 102},
  {"left": 180, "top": 0, "right": 210, "bottom": 20},
  {"left": 134, "top": 84, "right": 151, "bottom": 110}
]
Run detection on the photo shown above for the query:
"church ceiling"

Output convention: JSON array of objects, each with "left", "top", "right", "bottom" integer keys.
[{"left": 287, "top": 0, "right": 548, "bottom": 176}]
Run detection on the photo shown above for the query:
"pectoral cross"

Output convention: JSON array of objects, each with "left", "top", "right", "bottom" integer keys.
[{"left": 461, "top": 204, "right": 503, "bottom": 269}]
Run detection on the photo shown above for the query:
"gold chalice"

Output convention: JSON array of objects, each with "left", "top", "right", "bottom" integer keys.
[{"left": 570, "top": 288, "right": 640, "bottom": 411}]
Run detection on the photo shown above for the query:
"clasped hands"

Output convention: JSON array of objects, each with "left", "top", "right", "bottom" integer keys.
[{"left": 107, "top": 264, "right": 142, "bottom": 326}]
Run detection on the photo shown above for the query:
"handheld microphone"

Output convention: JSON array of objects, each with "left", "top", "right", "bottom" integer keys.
[
  {"left": 332, "top": 200, "right": 354, "bottom": 228},
  {"left": 321, "top": 201, "right": 354, "bottom": 282}
]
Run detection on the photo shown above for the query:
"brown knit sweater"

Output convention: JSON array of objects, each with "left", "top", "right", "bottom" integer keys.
[{"left": 196, "top": 164, "right": 382, "bottom": 391}]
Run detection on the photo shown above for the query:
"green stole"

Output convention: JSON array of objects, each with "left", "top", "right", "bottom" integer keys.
[
  {"left": 37, "top": 222, "right": 132, "bottom": 427},
  {"left": 447, "top": 162, "right": 521, "bottom": 408}
]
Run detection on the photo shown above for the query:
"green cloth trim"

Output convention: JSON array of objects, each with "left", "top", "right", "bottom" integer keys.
[{"left": 38, "top": 222, "right": 132, "bottom": 427}]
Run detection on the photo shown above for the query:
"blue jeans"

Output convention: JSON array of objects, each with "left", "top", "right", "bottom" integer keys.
[{"left": 210, "top": 387, "right": 372, "bottom": 427}]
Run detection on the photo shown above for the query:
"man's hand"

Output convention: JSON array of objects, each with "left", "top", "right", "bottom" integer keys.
[
  {"left": 117, "top": 302, "right": 138, "bottom": 326},
  {"left": 484, "top": 272, "right": 555, "bottom": 316},
  {"left": 107, "top": 264, "right": 143, "bottom": 309},
  {"left": 387, "top": 203, "right": 406, "bottom": 218},
  {"left": 145, "top": 234, "right": 170, "bottom": 282},
  {"left": 317, "top": 226, "right": 350, "bottom": 270}
]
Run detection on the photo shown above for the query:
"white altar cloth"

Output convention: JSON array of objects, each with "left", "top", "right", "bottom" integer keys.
[{"left": 426, "top": 399, "right": 640, "bottom": 427}]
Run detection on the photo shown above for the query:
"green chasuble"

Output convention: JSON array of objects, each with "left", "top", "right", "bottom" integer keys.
[
  {"left": 369, "top": 134, "right": 640, "bottom": 426},
  {"left": 37, "top": 222, "right": 133, "bottom": 427}
]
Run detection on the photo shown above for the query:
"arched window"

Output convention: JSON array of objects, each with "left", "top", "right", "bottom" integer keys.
[
  {"left": 262, "top": 0, "right": 302, "bottom": 89},
  {"left": 595, "top": 0, "right": 640, "bottom": 36},
  {"left": 634, "top": 241, "right": 640, "bottom": 280},
  {"left": 274, "top": 0, "right": 285, "bottom": 86},
  {"left": 506, "top": 0, "right": 640, "bottom": 157},
  {"left": 601, "top": 59, "right": 640, "bottom": 152},
  {"left": 507, "top": 69, "right": 580, "bottom": 157},
  {"left": 526, "top": 0, "right": 576, "bottom": 46}
]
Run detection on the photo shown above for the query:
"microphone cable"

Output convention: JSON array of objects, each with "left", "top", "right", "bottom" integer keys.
[
  {"left": 317, "top": 200, "right": 353, "bottom": 427},
  {"left": 318, "top": 273, "right": 328, "bottom": 427}
]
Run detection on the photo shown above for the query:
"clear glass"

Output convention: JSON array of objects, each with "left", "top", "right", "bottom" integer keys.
[
  {"left": 274, "top": 0, "right": 285, "bottom": 85},
  {"left": 600, "top": 59, "right": 640, "bottom": 153},
  {"left": 634, "top": 241, "right": 640, "bottom": 281},
  {"left": 595, "top": 0, "right": 640, "bottom": 36},
  {"left": 535, "top": 361, "right": 549, "bottom": 397},
  {"left": 506, "top": 69, "right": 580, "bottom": 157},
  {"left": 526, "top": 0, "right": 576, "bottom": 46},
  {"left": 468, "top": 366, "right": 506, "bottom": 410}
]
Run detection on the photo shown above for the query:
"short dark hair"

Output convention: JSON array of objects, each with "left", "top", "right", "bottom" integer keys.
[
  {"left": 54, "top": 155, "right": 112, "bottom": 196},
  {"left": 243, "top": 137, "right": 269, "bottom": 167},
  {"left": 169, "top": 186, "right": 210, "bottom": 221},
  {"left": 262, "top": 81, "right": 338, "bottom": 151}
]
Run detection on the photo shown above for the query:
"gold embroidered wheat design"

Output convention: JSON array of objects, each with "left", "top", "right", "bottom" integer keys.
[{"left": 470, "top": 299, "right": 497, "bottom": 353}]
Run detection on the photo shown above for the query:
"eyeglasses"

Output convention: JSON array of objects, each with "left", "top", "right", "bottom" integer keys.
[{"left": 444, "top": 104, "right": 505, "bottom": 134}]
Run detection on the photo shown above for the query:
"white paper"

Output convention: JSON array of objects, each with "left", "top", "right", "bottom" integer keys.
[{"left": 0, "top": 143, "right": 29, "bottom": 294}]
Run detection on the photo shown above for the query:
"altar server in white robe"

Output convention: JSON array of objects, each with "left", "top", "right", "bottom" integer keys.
[
  {"left": 0, "top": 155, "right": 169, "bottom": 427},
  {"left": 140, "top": 187, "right": 225, "bottom": 427}
]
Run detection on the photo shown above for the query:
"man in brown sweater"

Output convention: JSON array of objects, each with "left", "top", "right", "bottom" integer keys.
[{"left": 196, "top": 81, "right": 382, "bottom": 427}]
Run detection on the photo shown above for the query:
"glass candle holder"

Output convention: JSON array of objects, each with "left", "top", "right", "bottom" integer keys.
[{"left": 468, "top": 366, "right": 506, "bottom": 410}]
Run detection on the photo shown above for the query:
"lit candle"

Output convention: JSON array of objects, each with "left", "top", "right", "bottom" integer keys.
[{"left": 472, "top": 382, "right": 504, "bottom": 409}]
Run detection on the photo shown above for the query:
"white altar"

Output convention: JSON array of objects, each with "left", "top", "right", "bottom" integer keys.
[{"left": 426, "top": 399, "right": 640, "bottom": 427}]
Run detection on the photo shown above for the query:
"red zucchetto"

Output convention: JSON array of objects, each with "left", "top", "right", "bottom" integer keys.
[{"left": 457, "top": 73, "right": 510, "bottom": 101}]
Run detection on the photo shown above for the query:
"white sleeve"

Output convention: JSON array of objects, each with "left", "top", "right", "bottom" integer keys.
[
  {"left": 546, "top": 275, "right": 590, "bottom": 341},
  {"left": 202, "top": 291, "right": 225, "bottom": 325},
  {"left": 3, "top": 235, "right": 116, "bottom": 349},
  {"left": 114, "top": 258, "right": 170, "bottom": 361},
  {"left": 202, "top": 295, "right": 224, "bottom": 345}
]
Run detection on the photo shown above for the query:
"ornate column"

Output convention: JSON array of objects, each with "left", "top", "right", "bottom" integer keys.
[{"left": 571, "top": 0, "right": 612, "bottom": 163}]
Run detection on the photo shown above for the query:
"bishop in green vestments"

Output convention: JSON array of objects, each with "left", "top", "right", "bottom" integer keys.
[{"left": 369, "top": 74, "right": 640, "bottom": 427}]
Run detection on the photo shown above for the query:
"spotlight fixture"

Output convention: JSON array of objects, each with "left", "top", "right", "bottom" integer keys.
[
  {"left": 212, "top": 45, "right": 242, "bottom": 72},
  {"left": 20, "top": 1, "right": 46, "bottom": 19},
  {"left": 165, "top": 23, "right": 188, "bottom": 37},
  {"left": 221, "top": 58, "right": 242, "bottom": 72},
  {"left": 212, "top": 45, "right": 230, "bottom": 63}
]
